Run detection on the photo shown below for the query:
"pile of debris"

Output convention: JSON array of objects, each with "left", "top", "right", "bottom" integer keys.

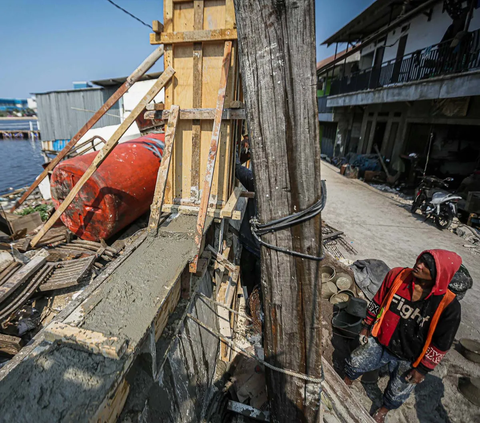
[
  {"left": 0, "top": 206, "right": 144, "bottom": 367},
  {"left": 454, "top": 224, "right": 480, "bottom": 255}
]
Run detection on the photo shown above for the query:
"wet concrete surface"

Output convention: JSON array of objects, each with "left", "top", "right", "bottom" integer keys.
[
  {"left": 81, "top": 217, "right": 196, "bottom": 343},
  {"left": 0, "top": 214, "right": 202, "bottom": 422},
  {"left": 322, "top": 162, "right": 480, "bottom": 423}
]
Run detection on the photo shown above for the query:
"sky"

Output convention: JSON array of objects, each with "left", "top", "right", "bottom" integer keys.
[{"left": 0, "top": 0, "right": 375, "bottom": 99}]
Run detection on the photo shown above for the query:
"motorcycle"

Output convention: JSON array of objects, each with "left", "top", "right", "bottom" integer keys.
[{"left": 411, "top": 176, "right": 462, "bottom": 230}]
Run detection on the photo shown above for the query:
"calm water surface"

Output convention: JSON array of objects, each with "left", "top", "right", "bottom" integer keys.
[{"left": 0, "top": 139, "right": 45, "bottom": 195}]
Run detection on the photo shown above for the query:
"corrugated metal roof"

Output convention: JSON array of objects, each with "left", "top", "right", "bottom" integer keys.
[
  {"left": 36, "top": 88, "right": 121, "bottom": 141},
  {"left": 322, "top": 0, "right": 432, "bottom": 46}
]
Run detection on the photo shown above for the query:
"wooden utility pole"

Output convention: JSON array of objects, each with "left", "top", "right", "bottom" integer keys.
[{"left": 234, "top": 1, "right": 322, "bottom": 422}]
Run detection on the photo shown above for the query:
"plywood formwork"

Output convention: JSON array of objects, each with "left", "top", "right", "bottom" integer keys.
[{"left": 151, "top": 0, "right": 240, "bottom": 209}]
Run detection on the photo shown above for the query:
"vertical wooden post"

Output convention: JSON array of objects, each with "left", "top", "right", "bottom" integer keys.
[
  {"left": 148, "top": 105, "right": 180, "bottom": 235},
  {"left": 234, "top": 1, "right": 322, "bottom": 422},
  {"left": 190, "top": 41, "right": 233, "bottom": 273}
]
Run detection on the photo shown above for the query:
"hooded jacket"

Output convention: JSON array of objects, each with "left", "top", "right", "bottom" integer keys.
[{"left": 364, "top": 249, "right": 462, "bottom": 374}]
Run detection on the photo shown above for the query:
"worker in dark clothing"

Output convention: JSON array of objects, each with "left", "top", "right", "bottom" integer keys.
[
  {"left": 235, "top": 152, "right": 260, "bottom": 295},
  {"left": 344, "top": 249, "right": 462, "bottom": 423}
]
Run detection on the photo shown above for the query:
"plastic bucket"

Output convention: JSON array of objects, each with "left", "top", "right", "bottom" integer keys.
[
  {"left": 330, "top": 289, "right": 354, "bottom": 305},
  {"left": 332, "top": 311, "right": 363, "bottom": 338},
  {"left": 335, "top": 272, "right": 353, "bottom": 290},
  {"left": 320, "top": 265, "right": 335, "bottom": 283},
  {"left": 321, "top": 282, "right": 338, "bottom": 299},
  {"left": 346, "top": 297, "right": 368, "bottom": 318}
]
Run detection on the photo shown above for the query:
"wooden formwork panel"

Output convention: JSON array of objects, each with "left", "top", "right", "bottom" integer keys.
[{"left": 158, "top": 0, "right": 238, "bottom": 208}]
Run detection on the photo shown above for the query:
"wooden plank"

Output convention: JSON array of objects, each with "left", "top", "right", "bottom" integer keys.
[
  {"left": 0, "top": 256, "right": 46, "bottom": 305},
  {"left": 206, "top": 245, "right": 236, "bottom": 273},
  {"left": 152, "top": 20, "right": 164, "bottom": 33},
  {"left": 30, "top": 68, "right": 176, "bottom": 248},
  {"left": 322, "top": 358, "right": 376, "bottom": 423},
  {"left": 9, "top": 212, "right": 42, "bottom": 236},
  {"left": 93, "top": 379, "right": 130, "bottom": 423},
  {"left": 225, "top": 0, "right": 235, "bottom": 29},
  {"left": 44, "top": 322, "right": 127, "bottom": 360},
  {"left": 0, "top": 334, "right": 24, "bottom": 355},
  {"left": 192, "top": 1, "right": 204, "bottom": 201},
  {"left": 220, "top": 186, "right": 243, "bottom": 218},
  {"left": 216, "top": 272, "right": 232, "bottom": 362},
  {"left": 190, "top": 41, "right": 233, "bottom": 273},
  {"left": 154, "top": 277, "right": 181, "bottom": 341},
  {"left": 145, "top": 102, "right": 165, "bottom": 111},
  {"left": 39, "top": 256, "right": 96, "bottom": 292},
  {"left": 148, "top": 105, "right": 181, "bottom": 235},
  {"left": 145, "top": 108, "right": 245, "bottom": 120},
  {"left": 161, "top": 204, "right": 241, "bottom": 220},
  {"left": 240, "top": 191, "right": 255, "bottom": 199},
  {"left": 150, "top": 28, "right": 237, "bottom": 45}
]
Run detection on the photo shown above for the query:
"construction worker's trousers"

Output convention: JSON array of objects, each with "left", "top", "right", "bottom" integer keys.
[{"left": 344, "top": 336, "right": 416, "bottom": 410}]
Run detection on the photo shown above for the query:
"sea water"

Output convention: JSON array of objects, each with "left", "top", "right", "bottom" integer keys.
[{"left": 0, "top": 139, "right": 45, "bottom": 195}]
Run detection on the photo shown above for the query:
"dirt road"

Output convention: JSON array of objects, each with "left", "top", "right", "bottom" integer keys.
[{"left": 322, "top": 162, "right": 480, "bottom": 423}]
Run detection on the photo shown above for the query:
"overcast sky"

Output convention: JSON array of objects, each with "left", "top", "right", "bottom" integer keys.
[{"left": 0, "top": 0, "right": 374, "bottom": 98}]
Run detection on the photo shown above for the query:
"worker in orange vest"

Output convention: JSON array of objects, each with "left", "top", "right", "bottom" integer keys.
[{"left": 344, "top": 249, "right": 462, "bottom": 423}]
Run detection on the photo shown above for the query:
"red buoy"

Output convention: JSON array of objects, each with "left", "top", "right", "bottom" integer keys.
[{"left": 50, "top": 133, "right": 165, "bottom": 241}]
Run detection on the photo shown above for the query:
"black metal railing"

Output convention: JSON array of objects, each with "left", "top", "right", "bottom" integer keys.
[{"left": 329, "top": 29, "right": 480, "bottom": 96}]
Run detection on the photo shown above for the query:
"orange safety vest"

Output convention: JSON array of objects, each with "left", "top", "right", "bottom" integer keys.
[{"left": 371, "top": 268, "right": 456, "bottom": 367}]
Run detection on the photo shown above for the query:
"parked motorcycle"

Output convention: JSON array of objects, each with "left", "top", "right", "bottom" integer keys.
[{"left": 411, "top": 176, "right": 462, "bottom": 230}]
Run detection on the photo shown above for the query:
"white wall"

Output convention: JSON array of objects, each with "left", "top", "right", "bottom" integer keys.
[
  {"left": 75, "top": 79, "right": 165, "bottom": 150},
  {"left": 122, "top": 80, "right": 164, "bottom": 120},
  {"left": 403, "top": 2, "right": 454, "bottom": 56},
  {"left": 27, "top": 97, "right": 37, "bottom": 110},
  {"left": 360, "top": 3, "right": 480, "bottom": 66}
]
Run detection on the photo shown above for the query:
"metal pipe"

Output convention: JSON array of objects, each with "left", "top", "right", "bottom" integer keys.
[{"left": 11, "top": 45, "right": 165, "bottom": 212}]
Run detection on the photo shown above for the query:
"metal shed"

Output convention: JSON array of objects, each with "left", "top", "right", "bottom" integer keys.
[{"left": 34, "top": 87, "right": 121, "bottom": 141}]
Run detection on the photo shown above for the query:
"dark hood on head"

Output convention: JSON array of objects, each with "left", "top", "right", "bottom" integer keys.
[{"left": 416, "top": 249, "right": 462, "bottom": 295}]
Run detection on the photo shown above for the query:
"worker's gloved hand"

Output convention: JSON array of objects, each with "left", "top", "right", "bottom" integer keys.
[{"left": 359, "top": 326, "right": 369, "bottom": 345}]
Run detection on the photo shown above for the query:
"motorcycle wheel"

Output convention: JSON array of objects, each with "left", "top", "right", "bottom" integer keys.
[
  {"left": 435, "top": 206, "right": 454, "bottom": 230},
  {"left": 411, "top": 193, "right": 425, "bottom": 214}
]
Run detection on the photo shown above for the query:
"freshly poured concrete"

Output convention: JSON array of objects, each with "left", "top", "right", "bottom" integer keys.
[
  {"left": 0, "top": 214, "right": 203, "bottom": 422},
  {"left": 81, "top": 229, "right": 195, "bottom": 343},
  {"left": 0, "top": 344, "right": 124, "bottom": 422}
]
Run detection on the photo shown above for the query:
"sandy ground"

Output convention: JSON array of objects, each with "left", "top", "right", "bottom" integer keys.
[{"left": 321, "top": 162, "right": 480, "bottom": 423}]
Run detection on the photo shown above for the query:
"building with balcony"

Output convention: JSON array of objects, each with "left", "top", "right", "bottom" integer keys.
[{"left": 318, "top": 0, "right": 480, "bottom": 182}]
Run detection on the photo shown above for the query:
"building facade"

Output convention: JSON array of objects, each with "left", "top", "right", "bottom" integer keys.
[{"left": 318, "top": 0, "right": 480, "bottom": 182}]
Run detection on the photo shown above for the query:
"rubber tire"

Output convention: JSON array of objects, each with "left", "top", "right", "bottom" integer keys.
[
  {"left": 411, "top": 193, "right": 425, "bottom": 214},
  {"left": 435, "top": 206, "right": 454, "bottom": 230}
]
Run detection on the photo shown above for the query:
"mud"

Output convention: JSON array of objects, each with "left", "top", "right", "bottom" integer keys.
[
  {"left": 0, "top": 343, "right": 123, "bottom": 423},
  {"left": 81, "top": 214, "right": 198, "bottom": 344}
]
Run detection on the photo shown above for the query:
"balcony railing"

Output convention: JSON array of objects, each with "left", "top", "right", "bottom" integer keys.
[{"left": 329, "top": 29, "right": 480, "bottom": 97}]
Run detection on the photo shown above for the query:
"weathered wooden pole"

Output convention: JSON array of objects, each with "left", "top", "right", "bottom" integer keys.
[{"left": 234, "top": 1, "right": 322, "bottom": 422}]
